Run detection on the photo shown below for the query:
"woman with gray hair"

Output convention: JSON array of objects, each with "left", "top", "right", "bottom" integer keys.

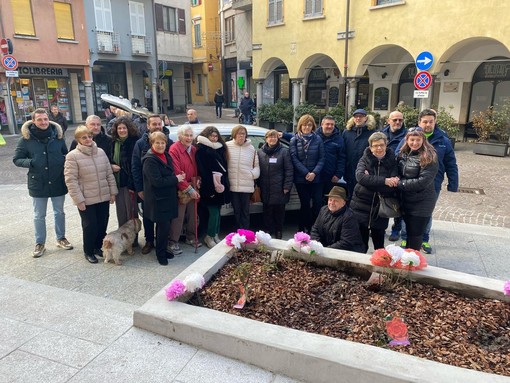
[
  {"left": 168, "top": 125, "right": 201, "bottom": 254},
  {"left": 350, "top": 131, "right": 399, "bottom": 252}
]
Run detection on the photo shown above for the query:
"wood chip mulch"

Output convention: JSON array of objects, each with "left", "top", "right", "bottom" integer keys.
[{"left": 189, "top": 249, "right": 510, "bottom": 377}]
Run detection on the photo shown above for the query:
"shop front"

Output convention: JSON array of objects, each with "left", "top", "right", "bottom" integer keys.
[{"left": 10, "top": 66, "right": 72, "bottom": 126}]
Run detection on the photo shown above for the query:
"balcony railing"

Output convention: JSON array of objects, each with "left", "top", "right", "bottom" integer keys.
[
  {"left": 96, "top": 31, "right": 120, "bottom": 54},
  {"left": 232, "top": 0, "right": 252, "bottom": 11},
  {"left": 131, "top": 35, "right": 152, "bottom": 55}
]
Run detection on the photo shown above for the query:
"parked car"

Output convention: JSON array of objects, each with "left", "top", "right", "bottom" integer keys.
[{"left": 168, "top": 123, "right": 300, "bottom": 216}]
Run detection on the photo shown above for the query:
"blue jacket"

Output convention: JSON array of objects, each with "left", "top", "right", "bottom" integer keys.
[
  {"left": 317, "top": 127, "right": 346, "bottom": 183},
  {"left": 382, "top": 125, "right": 407, "bottom": 153},
  {"left": 396, "top": 127, "right": 458, "bottom": 194},
  {"left": 289, "top": 133, "right": 324, "bottom": 184}
]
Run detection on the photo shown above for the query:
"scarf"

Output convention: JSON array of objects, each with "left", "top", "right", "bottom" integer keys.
[
  {"left": 30, "top": 125, "right": 52, "bottom": 141},
  {"left": 154, "top": 151, "right": 167, "bottom": 164},
  {"left": 262, "top": 141, "right": 281, "bottom": 156},
  {"left": 113, "top": 137, "right": 126, "bottom": 185}
]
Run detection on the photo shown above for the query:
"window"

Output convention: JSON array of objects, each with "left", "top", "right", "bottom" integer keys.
[
  {"left": 225, "top": 16, "right": 235, "bottom": 44},
  {"left": 155, "top": 4, "right": 186, "bottom": 34},
  {"left": 374, "top": 0, "right": 402, "bottom": 5},
  {"left": 94, "top": 0, "right": 113, "bottom": 32},
  {"left": 193, "top": 21, "right": 202, "bottom": 47},
  {"left": 191, "top": 0, "right": 201, "bottom": 6},
  {"left": 197, "top": 74, "right": 203, "bottom": 95},
  {"left": 304, "top": 0, "right": 322, "bottom": 17},
  {"left": 54, "top": 2, "right": 75, "bottom": 40},
  {"left": 11, "top": 0, "right": 35, "bottom": 36},
  {"left": 268, "top": 0, "right": 283, "bottom": 25},
  {"left": 129, "top": 1, "right": 145, "bottom": 36}
]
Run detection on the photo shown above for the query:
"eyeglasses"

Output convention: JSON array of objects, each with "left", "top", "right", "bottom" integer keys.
[
  {"left": 391, "top": 119, "right": 403, "bottom": 122},
  {"left": 79, "top": 135, "right": 93, "bottom": 140},
  {"left": 371, "top": 144, "right": 386, "bottom": 148},
  {"left": 408, "top": 127, "right": 424, "bottom": 132}
]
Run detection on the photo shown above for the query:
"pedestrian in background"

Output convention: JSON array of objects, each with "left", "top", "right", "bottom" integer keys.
[
  {"left": 49, "top": 104, "right": 68, "bottom": 135},
  {"left": 239, "top": 92, "right": 254, "bottom": 124},
  {"left": 290, "top": 114, "right": 325, "bottom": 233},
  {"left": 13, "top": 108, "right": 73, "bottom": 258},
  {"left": 214, "top": 89, "right": 224, "bottom": 118},
  {"left": 64, "top": 126, "right": 117, "bottom": 264},
  {"left": 257, "top": 129, "right": 293, "bottom": 239}
]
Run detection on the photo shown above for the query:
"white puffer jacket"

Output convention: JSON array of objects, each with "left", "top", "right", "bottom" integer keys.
[
  {"left": 226, "top": 139, "right": 260, "bottom": 193},
  {"left": 64, "top": 142, "right": 118, "bottom": 206}
]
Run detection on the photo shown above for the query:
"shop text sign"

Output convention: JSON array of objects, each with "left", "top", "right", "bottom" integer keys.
[{"left": 18, "top": 66, "right": 68, "bottom": 77}]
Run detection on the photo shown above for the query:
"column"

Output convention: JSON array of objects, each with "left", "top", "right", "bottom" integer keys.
[
  {"left": 152, "top": 80, "right": 158, "bottom": 113},
  {"left": 254, "top": 79, "right": 263, "bottom": 121},
  {"left": 82, "top": 80, "right": 94, "bottom": 117},
  {"left": 348, "top": 78, "right": 357, "bottom": 111},
  {"left": 291, "top": 79, "right": 302, "bottom": 130}
]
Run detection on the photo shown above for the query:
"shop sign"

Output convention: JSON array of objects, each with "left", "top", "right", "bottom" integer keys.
[{"left": 18, "top": 66, "right": 68, "bottom": 77}]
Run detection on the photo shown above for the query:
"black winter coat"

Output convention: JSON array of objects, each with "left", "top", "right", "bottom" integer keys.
[
  {"left": 111, "top": 136, "right": 137, "bottom": 189},
  {"left": 350, "top": 147, "right": 398, "bottom": 230},
  {"left": 397, "top": 151, "right": 439, "bottom": 217},
  {"left": 142, "top": 150, "right": 179, "bottom": 223},
  {"left": 290, "top": 133, "right": 325, "bottom": 184},
  {"left": 195, "top": 136, "right": 231, "bottom": 206},
  {"left": 13, "top": 121, "right": 68, "bottom": 198},
  {"left": 49, "top": 112, "right": 68, "bottom": 132},
  {"left": 311, "top": 205, "right": 365, "bottom": 253},
  {"left": 342, "top": 125, "right": 373, "bottom": 196},
  {"left": 257, "top": 142, "right": 293, "bottom": 205}
]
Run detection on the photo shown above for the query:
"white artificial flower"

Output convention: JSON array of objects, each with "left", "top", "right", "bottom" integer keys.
[
  {"left": 231, "top": 234, "right": 246, "bottom": 249},
  {"left": 287, "top": 238, "right": 299, "bottom": 252},
  {"left": 255, "top": 230, "right": 272, "bottom": 246},
  {"left": 400, "top": 251, "right": 420, "bottom": 267},
  {"left": 301, "top": 245, "right": 311, "bottom": 254},
  {"left": 386, "top": 244, "right": 404, "bottom": 266},
  {"left": 308, "top": 240, "right": 324, "bottom": 255},
  {"left": 183, "top": 273, "right": 205, "bottom": 293}
]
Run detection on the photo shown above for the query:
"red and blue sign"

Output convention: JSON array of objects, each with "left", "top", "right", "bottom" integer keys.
[
  {"left": 414, "top": 71, "right": 432, "bottom": 90},
  {"left": 1, "top": 54, "right": 18, "bottom": 70}
]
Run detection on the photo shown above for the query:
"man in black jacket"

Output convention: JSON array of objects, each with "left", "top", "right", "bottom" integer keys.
[
  {"left": 311, "top": 186, "right": 364, "bottom": 253},
  {"left": 69, "top": 115, "right": 112, "bottom": 162}
]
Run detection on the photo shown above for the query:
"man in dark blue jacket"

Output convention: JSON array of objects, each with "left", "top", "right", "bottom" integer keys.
[
  {"left": 382, "top": 110, "right": 407, "bottom": 241},
  {"left": 132, "top": 114, "right": 172, "bottom": 254},
  {"left": 396, "top": 109, "right": 459, "bottom": 253},
  {"left": 317, "top": 115, "right": 346, "bottom": 199}
]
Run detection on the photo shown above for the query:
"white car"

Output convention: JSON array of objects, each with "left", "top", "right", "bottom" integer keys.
[{"left": 168, "top": 123, "right": 300, "bottom": 216}]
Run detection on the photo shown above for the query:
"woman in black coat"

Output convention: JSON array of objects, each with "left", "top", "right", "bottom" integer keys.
[
  {"left": 397, "top": 128, "right": 438, "bottom": 251},
  {"left": 195, "top": 126, "right": 230, "bottom": 248},
  {"left": 142, "top": 131, "right": 185, "bottom": 265},
  {"left": 350, "top": 132, "right": 399, "bottom": 251},
  {"left": 257, "top": 129, "right": 294, "bottom": 239}
]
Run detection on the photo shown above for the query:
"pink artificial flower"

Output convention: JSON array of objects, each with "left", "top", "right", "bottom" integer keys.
[
  {"left": 165, "top": 279, "right": 186, "bottom": 301},
  {"left": 237, "top": 229, "right": 256, "bottom": 244},
  {"left": 294, "top": 231, "right": 310, "bottom": 244},
  {"left": 504, "top": 280, "right": 510, "bottom": 296},
  {"left": 225, "top": 232, "right": 235, "bottom": 246}
]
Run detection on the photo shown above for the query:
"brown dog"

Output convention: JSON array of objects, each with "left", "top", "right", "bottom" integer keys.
[{"left": 102, "top": 218, "right": 142, "bottom": 265}]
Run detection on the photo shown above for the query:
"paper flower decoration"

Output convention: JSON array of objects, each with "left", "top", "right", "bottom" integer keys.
[
  {"left": 255, "top": 230, "right": 272, "bottom": 246},
  {"left": 184, "top": 273, "right": 205, "bottom": 293},
  {"left": 504, "top": 280, "right": 510, "bottom": 296},
  {"left": 165, "top": 279, "right": 186, "bottom": 301}
]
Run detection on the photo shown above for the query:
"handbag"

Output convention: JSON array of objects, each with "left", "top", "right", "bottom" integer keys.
[
  {"left": 377, "top": 193, "right": 401, "bottom": 218},
  {"left": 177, "top": 190, "right": 192, "bottom": 205},
  {"left": 250, "top": 186, "right": 261, "bottom": 203}
]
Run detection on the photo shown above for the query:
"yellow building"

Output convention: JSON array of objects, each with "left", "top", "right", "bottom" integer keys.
[
  {"left": 189, "top": 0, "right": 222, "bottom": 105},
  {"left": 252, "top": 0, "right": 510, "bottom": 133}
]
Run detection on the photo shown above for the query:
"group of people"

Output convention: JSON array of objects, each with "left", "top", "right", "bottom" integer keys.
[{"left": 13, "top": 104, "right": 458, "bottom": 266}]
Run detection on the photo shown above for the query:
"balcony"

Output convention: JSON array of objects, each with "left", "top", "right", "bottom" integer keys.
[
  {"left": 131, "top": 35, "right": 152, "bottom": 56},
  {"left": 96, "top": 31, "right": 120, "bottom": 54},
  {"left": 232, "top": 0, "right": 252, "bottom": 11}
]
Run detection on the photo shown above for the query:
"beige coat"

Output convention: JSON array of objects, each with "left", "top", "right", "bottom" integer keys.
[
  {"left": 64, "top": 142, "right": 118, "bottom": 206},
  {"left": 226, "top": 139, "right": 260, "bottom": 193}
]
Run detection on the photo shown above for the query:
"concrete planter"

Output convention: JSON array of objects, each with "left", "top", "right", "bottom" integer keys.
[
  {"left": 473, "top": 141, "right": 509, "bottom": 157},
  {"left": 134, "top": 241, "right": 509, "bottom": 383}
]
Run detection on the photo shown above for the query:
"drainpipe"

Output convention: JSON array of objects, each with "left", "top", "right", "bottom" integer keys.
[
  {"left": 151, "top": 0, "right": 159, "bottom": 113},
  {"left": 0, "top": 2, "right": 17, "bottom": 134},
  {"left": 343, "top": 0, "right": 350, "bottom": 124}
]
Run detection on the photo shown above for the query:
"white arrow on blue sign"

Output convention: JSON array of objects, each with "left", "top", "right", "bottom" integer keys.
[{"left": 415, "top": 51, "right": 433, "bottom": 71}]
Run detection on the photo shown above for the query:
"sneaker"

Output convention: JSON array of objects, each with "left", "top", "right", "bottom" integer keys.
[
  {"left": 204, "top": 235, "right": 216, "bottom": 249},
  {"left": 388, "top": 230, "right": 400, "bottom": 242},
  {"left": 167, "top": 243, "right": 183, "bottom": 255},
  {"left": 57, "top": 238, "right": 73, "bottom": 250},
  {"left": 141, "top": 241, "right": 154, "bottom": 254},
  {"left": 33, "top": 244, "right": 45, "bottom": 258},
  {"left": 213, "top": 235, "right": 222, "bottom": 244},
  {"left": 400, "top": 240, "right": 407, "bottom": 249},
  {"left": 185, "top": 239, "right": 202, "bottom": 248},
  {"left": 421, "top": 242, "right": 433, "bottom": 254}
]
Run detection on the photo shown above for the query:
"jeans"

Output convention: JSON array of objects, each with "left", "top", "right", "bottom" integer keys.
[
  {"left": 215, "top": 103, "right": 223, "bottom": 118},
  {"left": 32, "top": 195, "right": 66, "bottom": 244},
  {"left": 242, "top": 112, "right": 252, "bottom": 124}
]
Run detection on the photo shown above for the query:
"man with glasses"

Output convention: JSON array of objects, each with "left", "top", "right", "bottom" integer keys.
[
  {"left": 13, "top": 108, "right": 73, "bottom": 258},
  {"left": 382, "top": 111, "right": 407, "bottom": 241},
  {"left": 396, "top": 109, "right": 458, "bottom": 254},
  {"left": 70, "top": 115, "right": 112, "bottom": 162}
]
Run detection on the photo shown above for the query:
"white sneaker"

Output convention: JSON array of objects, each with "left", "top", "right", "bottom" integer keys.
[
  {"left": 213, "top": 235, "right": 221, "bottom": 244},
  {"left": 204, "top": 235, "right": 216, "bottom": 249}
]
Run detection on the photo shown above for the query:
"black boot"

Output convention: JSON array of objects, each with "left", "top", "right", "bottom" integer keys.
[{"left": 275, "top": 231, "right": 282, "bottom": 239}]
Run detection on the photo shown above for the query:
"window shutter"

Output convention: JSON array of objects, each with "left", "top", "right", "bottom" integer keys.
[
  {"left": 155, "top": 4, "right": 163, "bottom": 31},
  {"left": 268, "top": 0, "right": 275, "bottom": 23},
  {"left": 305, "top": 0, "right": 312, "bottom": 14},
  {"left": 11, "top": 0, "right": 35, "bottom": 36},
  {"left": 276, "top": 0, "right": 283, "bottom": 21},
  {"left": 129, "top": 2, "right": 145, "bottom": 36},
  {"left": 54, "top": 2, "right": 75, "bottom": 40},
  {"left": 178, "top": 8, "right": 186, "bottom": 34}
]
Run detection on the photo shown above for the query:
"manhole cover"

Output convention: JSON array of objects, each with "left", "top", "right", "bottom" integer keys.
[{"left": 458, "top": 187, "right": 485, "bottom": 195}]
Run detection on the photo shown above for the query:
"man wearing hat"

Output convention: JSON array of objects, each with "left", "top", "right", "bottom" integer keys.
[
  {"left": 342, "top": 108, "right": 377, "bottom": 200},
  {"left": 310, "top": 186, "right": 365, "bottom": 253}
]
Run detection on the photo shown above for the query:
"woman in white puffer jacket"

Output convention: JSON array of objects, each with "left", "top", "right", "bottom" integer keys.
[{"left": 226, "top": 125, "right": 260, "bottom": 229}]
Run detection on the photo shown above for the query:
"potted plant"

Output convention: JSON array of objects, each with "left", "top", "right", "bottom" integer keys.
[
  {"left": 395, "top": 103, "right": 419, "bottom": 128},
  {"left": 435, "top": 105, "right": 459, "bottom": 148},
  {"left": 327, "top": 104, "right": 346, "bottom": 131},
  {"left": 471, "top": 101, "right": 510, "bottom": 157},
  {"left": 294, "top": 102, "right": 320, "bottom": 124},
  {"left": 257, "top": 103, "right": 277, "bottom": 129},
  {"left": 272, "top": 99, "right": 294, "bottom": 131}
]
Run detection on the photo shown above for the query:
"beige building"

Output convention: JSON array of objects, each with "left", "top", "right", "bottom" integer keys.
[
  {"left": 188, "top": 0, "right": 222, "bottom": 105},
  {"left": 252, "top": 0, "right": 510, "bottom": 133}
]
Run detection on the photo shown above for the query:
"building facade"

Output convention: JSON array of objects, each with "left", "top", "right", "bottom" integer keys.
[
  {"left": 0, "top": 0, "right": 90, "bottom": 132},
  {"left": 252, "top": 0, "right": 510, "bottom": 133}
]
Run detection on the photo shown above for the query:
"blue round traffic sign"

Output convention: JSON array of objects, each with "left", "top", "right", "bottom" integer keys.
[
  {"left": 1, "top": 54, "right": 18, "bottom": 70},
  {"left": 415, "top": 51, "right": 433, "bottom": 71},
  {"left": 414, "top": 71, "right": 432, "bottom": 90}
]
